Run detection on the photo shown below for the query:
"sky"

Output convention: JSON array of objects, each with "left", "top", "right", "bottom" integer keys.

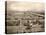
[{"left": 7, "top": 1, "right": 44, "bottom": 12}]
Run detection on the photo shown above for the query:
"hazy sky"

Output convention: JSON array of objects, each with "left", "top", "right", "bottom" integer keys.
[{"left": 7, "top": 1, "right": 44, "bottom": 12}]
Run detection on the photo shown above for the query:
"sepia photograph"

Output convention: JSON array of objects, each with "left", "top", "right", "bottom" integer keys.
[{"left": 5, "top": 1, "right": 45, "bottom": 34}]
